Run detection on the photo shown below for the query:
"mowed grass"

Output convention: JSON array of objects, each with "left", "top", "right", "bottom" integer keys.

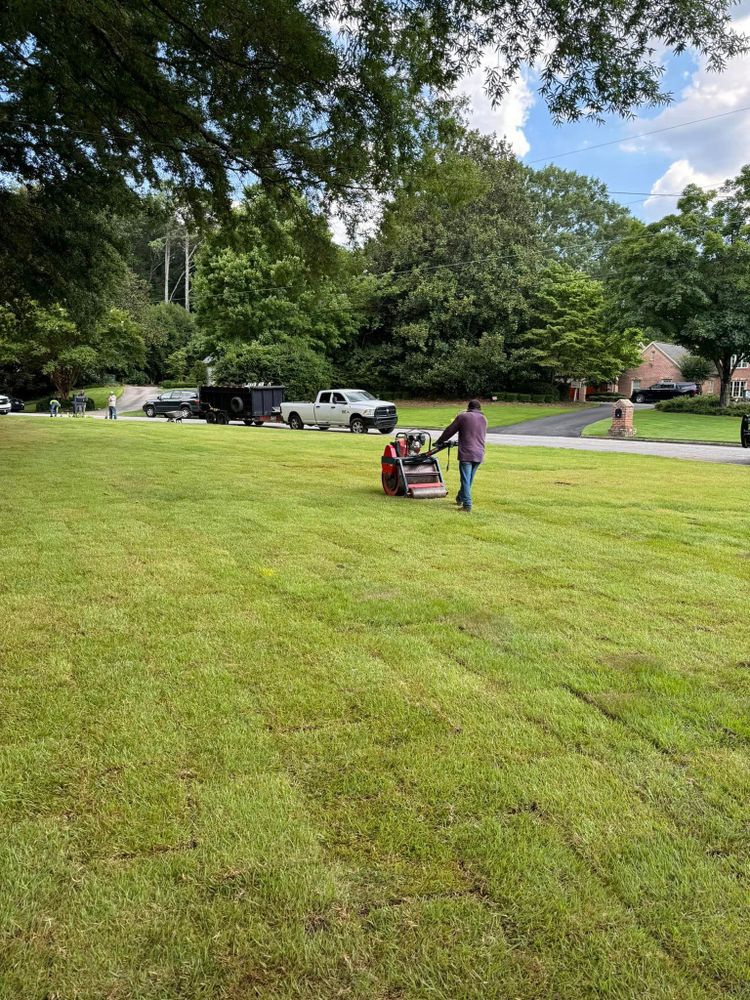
[
  {"left": 584, "top": 409, "right": 742, "bottom": 444},
  {"left": 1, "top": 420, "right": 750, "bottom": 999},
  {"left": 396, "top": 401, "right": 575, "bottom": 429}
]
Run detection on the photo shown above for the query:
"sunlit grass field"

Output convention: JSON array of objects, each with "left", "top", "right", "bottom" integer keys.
[
  {"left": 584, "top": 409, "right": 742, "bottom": 444},
  {"left": 1, "top": 419, "right": 749, "bottom": 998}
]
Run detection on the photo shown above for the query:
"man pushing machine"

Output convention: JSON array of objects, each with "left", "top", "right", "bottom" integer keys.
[{"left": 435, "top": 400, "right": 487, "bottom": 513}]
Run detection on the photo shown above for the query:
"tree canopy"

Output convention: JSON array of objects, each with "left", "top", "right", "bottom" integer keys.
[
  {"left": 607, "top": 168, "right": 750, "bottom": 405},
  {"left": 2, "top": 0, "right": 745, "bottom": 206}
]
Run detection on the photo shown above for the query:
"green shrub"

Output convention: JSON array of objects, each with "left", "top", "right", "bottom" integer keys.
[
  {"left": 504, "top": 392, "right": 518, "bottom": 402},
  {"left": 212, "top": 342, "right": 332, "bottom": 401},
  {"left": 588, "top": 393, "right": 623, "bottom": 402},
  {"left": 160, "top": 380, "right": 197, "bottom": 389},
  {"left": 656, "top": 394, "right": 750, "bottom": 416},
  {"left": 530, "top": 393, "right": 546, "bottom": 403},
  {"left": 544, "top": 394, "right": 556, "bottom": 403},
  {"left": 517, "top": 393, "right": 531, "bottom": 403},
  {"left": 492, "top": 392, "right": 506, "bottom": 401}
]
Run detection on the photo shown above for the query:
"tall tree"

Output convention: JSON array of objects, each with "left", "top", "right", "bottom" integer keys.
[
  {"left": 606, "top": 169, "right": 750, "bottom": 405},
  {"left": 523, "top": 262, "right": 641, "bottom": 387},
  {"left": 1, "top": 1, "right": 744, "bottom": 207},
  {"left": 193, "top": 189, "right": 356, "bottom": 353},
  {"left": 358, "top": 130, "right": 540, "bottom": 392},
  {"left": 526, "top": 166, "right": 632, "bottom": 274}
]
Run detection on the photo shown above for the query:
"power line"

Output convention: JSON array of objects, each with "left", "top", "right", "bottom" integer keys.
[{"left": 527, "top": 104, "right": 750, "bottom": 165}]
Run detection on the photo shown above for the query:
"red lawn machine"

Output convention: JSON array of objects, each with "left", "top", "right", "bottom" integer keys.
[{"left": 381, "top": 431, "right": 452, "bottom": 499}]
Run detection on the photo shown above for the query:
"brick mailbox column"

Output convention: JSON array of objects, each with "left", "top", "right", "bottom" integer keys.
[{"left": 608, "top": 398, "right": 636, "bottom": 438}]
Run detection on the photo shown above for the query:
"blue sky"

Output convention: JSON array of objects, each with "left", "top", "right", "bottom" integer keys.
[{"left": 459, "top": 2, "right": 750, "bottom": 221}]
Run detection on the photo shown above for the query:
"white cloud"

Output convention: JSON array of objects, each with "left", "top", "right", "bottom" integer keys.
[
  {"left": 628, "top": 13, "right": 750, "bottom": 218},
  {"left": 457, "top": 60, "right": 535, "bottom": 156},
  {"left": 641, "top": 159, "right": 720, "bottom": 219}
]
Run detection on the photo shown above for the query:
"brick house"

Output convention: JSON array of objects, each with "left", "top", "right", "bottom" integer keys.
[{"left": 615, "top": 341, "right": 744, "bottom": 398}]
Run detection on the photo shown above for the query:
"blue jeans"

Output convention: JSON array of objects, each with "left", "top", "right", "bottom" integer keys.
[
  {"left": 458, "top": 461, "right": 481, "bottom": 509},
  {"left": 107, "top": 406, "right": 117, "bottom": 420}
]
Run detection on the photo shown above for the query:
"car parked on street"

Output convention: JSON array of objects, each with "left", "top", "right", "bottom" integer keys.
[
  {"left": 142, "top": 389, "right": 201, "bottom": 418},
  {"left": 7, "top": 396, "right": 25, "bottom": 411},
  {"left": 0, "top": 394, "right": 11, "bottom": 415},
  {"left": 631, "top": 380, "right": 698, "bottom": 403}
]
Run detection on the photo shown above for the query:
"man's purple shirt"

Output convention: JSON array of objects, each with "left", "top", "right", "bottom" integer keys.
[{"left": 436, "top": 410, "right": 488, "bottom": 463}]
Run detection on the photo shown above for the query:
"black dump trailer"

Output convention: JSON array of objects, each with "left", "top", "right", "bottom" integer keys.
[{"left": 199, "top": 385, "right": 285, "bottom": 425}]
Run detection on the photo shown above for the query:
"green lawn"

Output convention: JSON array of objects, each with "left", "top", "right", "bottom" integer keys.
[
  {"left": 2, "top": 419, "right": 750, "bottom": 998},
  {"left": 396, "top": 401, "right": 576, "bottom": 429},
  {"left": 584, "top": 408, "right": 742, "bottom": 444}
]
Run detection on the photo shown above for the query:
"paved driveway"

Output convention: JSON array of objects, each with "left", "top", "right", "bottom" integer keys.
[
  {"left": 489, "top": 404, "right": 610, "bottom": 436},
  {"left": 489, "top": 404, "right": 660, "bottom": 437}
]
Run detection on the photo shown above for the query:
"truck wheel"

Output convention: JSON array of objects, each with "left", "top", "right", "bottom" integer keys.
[
  {"left": 633, "top": 393, "right": 646, "bottom": 403},
  {"left": 379, "top": 428, "right": 391, "bottom": 434},
  {"left": 144, "top": 405, "right": 155, "bottom": 418},
  {"left": 350, "top": 416, "right": 367, "bottom": 434},
  {"left": 288, "top": 413, "right": 304, "bottom": 430}
]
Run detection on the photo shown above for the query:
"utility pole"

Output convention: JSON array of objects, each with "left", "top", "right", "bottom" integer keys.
[
  {"left": 164, "top": 222, "right": 171, "bottom": 303},
  {"left": 184, "top": 229, "right": 190, "bottom": 312}
]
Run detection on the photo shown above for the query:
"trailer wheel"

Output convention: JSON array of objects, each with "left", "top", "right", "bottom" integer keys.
[
  {"left": 216, "top": 412, "right": 228, "bottom": 425},
  {"left": 288, "top": 413, "right": 304, "bottom": 430},
  {"left": 230, "top": 396, "right": 244, "bottom": 414},
  {"left": 742, "top": 414, "right": 750, "bottom": 448},
  {"left": 205, "top": 411, "right": 216, "bottom": 424},
  {"left": 350, "top": 416, "right": 367, "bottom": 434},
  {"left": 253, "top": 420, "right": 265, "bottom": 427}
]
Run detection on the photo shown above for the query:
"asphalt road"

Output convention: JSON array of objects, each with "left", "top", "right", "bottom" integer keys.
[
  {"left": 489, "top": 404, "right": 611, "bottom": 436},
  {"left": 10, "top": 411, "right": 749, "bottom": 465}
]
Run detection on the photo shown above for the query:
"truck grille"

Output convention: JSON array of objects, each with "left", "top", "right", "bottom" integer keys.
[{"left": 374, "top": 405, "right": 397, "bottom": 428}]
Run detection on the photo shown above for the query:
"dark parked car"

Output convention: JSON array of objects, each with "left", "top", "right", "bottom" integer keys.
[
  {"left": 142, "top": 389, "right": 201, "bottom": 418},
  {"left": 631, "top": 380, "right": 698, "bottom": 403},
  {"left": 1, "top": 395, "right": 25, "bottom": 411}
]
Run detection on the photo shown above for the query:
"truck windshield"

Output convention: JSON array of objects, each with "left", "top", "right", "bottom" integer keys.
[{"left": 346, "top": 391, "right": 375, "bottom": 402}]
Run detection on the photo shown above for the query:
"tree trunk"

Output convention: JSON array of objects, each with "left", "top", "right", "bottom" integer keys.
[{"left": 717, "top": 355, "right": 734, "bottom": 407}]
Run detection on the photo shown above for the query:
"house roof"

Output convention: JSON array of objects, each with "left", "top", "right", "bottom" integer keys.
[{"left": 647, "top": 341, "right": 690, "bottom": 364}]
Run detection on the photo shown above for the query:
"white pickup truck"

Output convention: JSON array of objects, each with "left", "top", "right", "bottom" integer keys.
[{"left": 280, "top": 389, "right": 398, "bottom": 434}]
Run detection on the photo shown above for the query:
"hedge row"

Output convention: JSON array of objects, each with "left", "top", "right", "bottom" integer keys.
[
  {"left": 492, "top": 391, "right": 557, "bottom": 403},
  {"left": 655, "top": 394, "right": 750, "bottom": 417},
  {"left": 160, "top": 380, "right": 198, "bottom": 389}
]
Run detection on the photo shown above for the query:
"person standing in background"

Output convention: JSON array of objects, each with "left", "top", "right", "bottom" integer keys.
[{"left": 107, "top": 392, "right": 118, "bottom": 420}]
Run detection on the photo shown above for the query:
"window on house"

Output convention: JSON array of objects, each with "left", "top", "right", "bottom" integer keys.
[
  {"left": 631, "top": 379, "right": 641, "bottom": 393},
  {"left": 731, "top": 380, "right": 747, "bottom": 398}
]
